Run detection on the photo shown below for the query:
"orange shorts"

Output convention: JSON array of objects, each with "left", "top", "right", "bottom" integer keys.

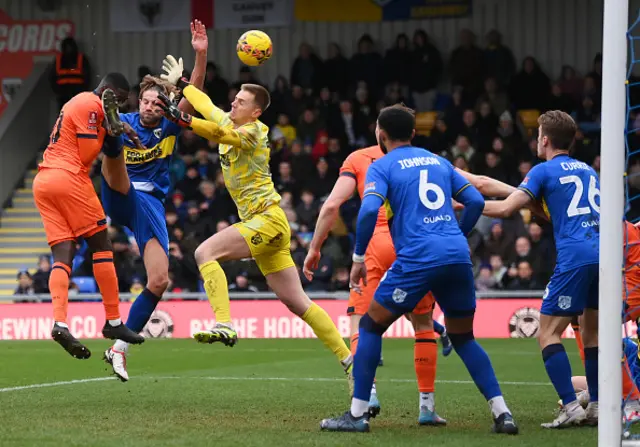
[
  {"left": 347, "top": 229, "right": 435, "bottom": 316},
  {"left": 33, "top": 168, "right": 106, "bottom": 246}
]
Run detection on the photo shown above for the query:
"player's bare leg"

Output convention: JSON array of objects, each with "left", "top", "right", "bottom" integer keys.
[
  {"left": 409, "top": 311, "right": 446, "bottom": 426},
  {"left": 105, "top": 238, "right": 168, "bottom": 381},
  {"left": 101, "top": 152, "right": 131, "bottom": 196},
  {"left": 538, "top": 314, "right": 586, "bottom": 428},
  {"left": 84, "top": 229, "right": 145, "bottom": 345},
  {"left": 266, "top": 266, "right": 352, "bottom": 371},
  {"left": 49, "top": 241, "right": 91, "bottom": 359},
  {"left": 192, "top": 225, "right": 251, "bottom": 346}
]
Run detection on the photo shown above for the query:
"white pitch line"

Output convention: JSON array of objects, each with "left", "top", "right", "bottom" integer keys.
[
  {"left": 0, "top": 375, "right": 551, "bottom": 394},
  {"left": 0, "top": 377, "right": 114, "bottom": 393}
]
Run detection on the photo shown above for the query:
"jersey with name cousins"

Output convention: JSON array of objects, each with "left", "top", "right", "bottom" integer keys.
[
  {"left": 518, "top": 154, "right": 600, "bottom": 272},
  {"left": 120, "top": 113, "right": 182, "bottom": 199},
  {"left": 363, "top": 145, "right": 472, "bottom": 271}
]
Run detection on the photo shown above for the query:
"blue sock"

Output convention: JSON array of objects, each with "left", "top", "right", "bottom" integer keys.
[
  {"left": 353, "top": 315, "right": 384, "bottom": 402},
  {"left": 542, "top": 343, "right": 576, "bottom": 405},
  {"left": 450, "top": 332, "right": 502, "bottom": 400},
  {"left": 584, "top": 347, "right": 598, "bottom": 402},
  {"left": 433, "top": 320, "right": 445, "bottom": 336},
  {"left": 126, "top": 288, "right": 162, "bottom": 332}
]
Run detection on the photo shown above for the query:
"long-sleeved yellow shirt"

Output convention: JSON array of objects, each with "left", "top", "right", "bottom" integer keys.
[{"left": 182, "top": 85, "right": 281, "bottom": 221}]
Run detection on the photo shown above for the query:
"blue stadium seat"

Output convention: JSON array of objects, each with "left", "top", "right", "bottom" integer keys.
[{"left": 71, "top": 276, "right": 97, "bottom": 294}]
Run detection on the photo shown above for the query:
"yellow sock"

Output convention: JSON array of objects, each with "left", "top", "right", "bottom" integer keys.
[
  {"left": 199, "top": 260, "right": 231, "bottom": 323},
  {"left": 302, "top": 303, "right": 351, "bottom": 363}
]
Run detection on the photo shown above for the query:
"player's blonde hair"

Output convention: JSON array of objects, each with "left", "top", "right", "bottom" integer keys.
[{"left": 139, "top": 75, "right": 178, "bottom": 99}]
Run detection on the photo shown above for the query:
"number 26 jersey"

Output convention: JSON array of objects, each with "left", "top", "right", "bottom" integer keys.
[{"left": 518, "top": 154, "right": 600, "bottom": 272}]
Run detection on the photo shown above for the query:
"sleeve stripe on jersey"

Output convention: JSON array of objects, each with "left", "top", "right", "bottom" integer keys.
[
  {"left": 339, "top": 172, "right": 356, "bottom": 179},
  {"left": 518, "top": 186, "right": 535, "bottom": 200},
  {"left": 364, "top": 192, "right": 385, "bottom": 201},
  {"left": 77, "top": 133, "right": 98, "bottom": 139},
  {"left": 453, "top": 183, "right": 471, "bottom": 198}
]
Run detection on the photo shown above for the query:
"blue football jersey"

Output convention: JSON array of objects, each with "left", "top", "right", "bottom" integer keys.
[
  {"left": 518, "top": 154, "right": 600, "bottom": 272},
  {"left": 120, "top": 113, "right": 182, "bottom": 198},
  {"left": 363, "top": 145, "right": 473, "bottom": 271}
]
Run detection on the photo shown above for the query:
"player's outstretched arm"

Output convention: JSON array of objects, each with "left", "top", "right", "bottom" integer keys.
[
  {"left": 455, "top": 168, "right": 516, "bottom": 198},
  {"left": 483, "top": 190, "right": 532, "bottom": 218},
  {"left": 303, "top": 175, "right": 356, "bottom": 280},
  {"left": 178, "top": 20, "right": 208, "bottom": 115}
]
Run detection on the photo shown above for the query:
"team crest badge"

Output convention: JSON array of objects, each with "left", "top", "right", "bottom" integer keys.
[
  {"left": 154, "top": 128, "right": 162, "bottom": 138},
  {"left": 138, "top": 1, "right": 162, "bottom": 27},
  {"left": 1, "top": 77, "right": 22, "bottom": 103},
  {"left": 251, "top": 233, "right": 263, "bottom": 246},
  {"left": 558, "top": 295, "right": 572, "bottom": 310},
  {"left": 392, "top": 288, "right": 407, "bottom": 304}
]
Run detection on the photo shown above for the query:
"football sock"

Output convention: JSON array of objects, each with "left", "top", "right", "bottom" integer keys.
[
  {"left": 93, "top": 251, "right": 120, "bottom": 321},
  {"left": 584, "top": 346, "right": 598, "bottom": 402},
  {"left": 50, "top": 262, "right": 71, "bottom": 324},
  {"left": 302, "top": 303, "right": 351, "bottom": 363},
  {"left": 352, "top": 314, "right": 384, "bottom": 416},
  {"left": 420, "top": 392, "right": 435, "bottom": 412},
  {"left": 199, "top": 260, "right": 231, "bottom": 324},
  {"left": 415, "top": 330, "right": 437, "bottom": 393},
  {"left": 542, "top": 343, "right": 576, "bottom": 406},
  {"left": 433, "top": 320, "right": 445, "bottom": 336},
  {"left": 488, "top": 396, "right": 509, "bottom": 419},
  {"left": 126, "top": 288, "right": 162, "bottom": 332},
  {"left": 450, "top": 332, "right": 503, "bottom": 402}
]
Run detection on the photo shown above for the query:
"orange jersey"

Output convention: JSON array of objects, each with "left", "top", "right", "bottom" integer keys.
[
  {"left": 626, "top": 221, "right": 640, "bottom": 297},
  {"left": 339, "top": 146, "right": 388, "bottom": 230},
  {"left": 40, "top": 91, "right": 106, "bottom": 175}
]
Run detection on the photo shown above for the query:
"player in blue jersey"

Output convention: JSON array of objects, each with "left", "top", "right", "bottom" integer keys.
[
  {"left": 100, "top": 20, "right": 208, "bottom": 381},
  {"left": 481, "top": 110, "right": 599, "bottom": 428},
  {"left": 320, "top": 104, "right": 518, "bottom": 434}
]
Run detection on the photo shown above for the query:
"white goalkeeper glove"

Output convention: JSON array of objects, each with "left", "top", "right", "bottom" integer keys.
[{"left": 160, "top": 55, "right": 184, "bottom": 86}]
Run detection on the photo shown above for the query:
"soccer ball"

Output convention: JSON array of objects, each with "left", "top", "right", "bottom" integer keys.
[{"left": 236, "top": 30, "right": 273, "bottom": 67}]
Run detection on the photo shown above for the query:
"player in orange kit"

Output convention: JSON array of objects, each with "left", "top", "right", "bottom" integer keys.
[
  {"left": 303, "top": 145, "right": 447, "bottom": 425},
  {"left": 33, "top": 73, "right": 145, "bottom": 359}
]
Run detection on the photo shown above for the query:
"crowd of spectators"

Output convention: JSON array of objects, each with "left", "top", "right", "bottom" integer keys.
[{"left": 18, "top": 28, "right": 611, "bottom": 296}]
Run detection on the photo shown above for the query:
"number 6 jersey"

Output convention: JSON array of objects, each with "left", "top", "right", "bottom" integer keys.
[
  {"left": 362, "top": 145, "right": 474, "bottom": 272},
  {"left": 518, "top": 154, "right": 600, "bottom": 272}
]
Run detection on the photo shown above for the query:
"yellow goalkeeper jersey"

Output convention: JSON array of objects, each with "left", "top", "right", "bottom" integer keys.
[{"left": 182, "top": 85, "right": 281, "bottom": 221}]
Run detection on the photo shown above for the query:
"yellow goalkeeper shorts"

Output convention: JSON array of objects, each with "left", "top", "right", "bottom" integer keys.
[{"left": 234, "top": 205, "right": 295, "bottom": 276}]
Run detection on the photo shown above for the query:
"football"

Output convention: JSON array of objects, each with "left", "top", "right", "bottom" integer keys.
[{"left": 236, "top": 30, "right": 273, "bottom": 66}]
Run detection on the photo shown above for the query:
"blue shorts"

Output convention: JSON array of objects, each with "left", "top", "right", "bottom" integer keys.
[
  {"left": 374, "top": 263, "right": 476, "bottom": 318},
  {"left": 541, "top": 264, "right": 599, "bottom": 316},
  {"left": 101, "top": 178, "right": 169, "bottom": 257}
]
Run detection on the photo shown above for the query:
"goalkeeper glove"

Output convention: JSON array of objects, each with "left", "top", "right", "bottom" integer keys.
[
  {"left": 157, "top": 92, "right": 192, "bottom": 128},
  {"left": 160, "top": 55, "right": 190, "bottom": 90}
]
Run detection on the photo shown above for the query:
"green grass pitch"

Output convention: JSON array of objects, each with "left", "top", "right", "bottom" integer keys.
[{"left": 0, "top": 338, "right": 599, "bottom": 446}]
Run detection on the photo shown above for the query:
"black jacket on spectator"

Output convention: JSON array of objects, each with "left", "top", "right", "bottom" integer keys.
[
  {"left": 322, "top": 43, "right": 350, "bottom": 96},
  {"left": 409, "top": 31, "right": 443, "bottom": 93}
]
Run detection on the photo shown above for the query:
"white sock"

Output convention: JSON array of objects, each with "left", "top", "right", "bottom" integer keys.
[
  {"left": 54, "top": 322, "right": 68, "bottom": 329},
  {"left": 420, "top": 392, "right": 435, "bottom": 411},
  {"left": 488, "top": 396, "right": 509, "bottom": 419},
  {"left": 113, "top": 339, "right": 129, "bottom": 353},
  {"left": 108, "top": 318, "right": 122, "bottom": 327},
  {"left": 371, "top": 383, "right": 377, "bottom": 395},
  {"left": 350, "top": 398, "right": 369, "bottom": 418}
]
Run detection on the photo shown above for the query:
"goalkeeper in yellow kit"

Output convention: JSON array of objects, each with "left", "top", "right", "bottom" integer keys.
[{"left": 157, "top": 55, "right": 353, "bottom": 374}]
